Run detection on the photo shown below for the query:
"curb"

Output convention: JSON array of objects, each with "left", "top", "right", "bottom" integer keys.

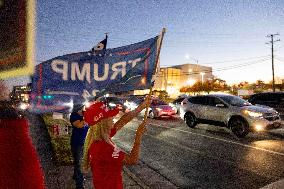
[
  {"left": 260, "top": 179, "right": 284, "bottom": 189},
  {"left": 125, "top": 160, "right": 178, "bottom": 189},
  {"left": 267, "top": 130, "right": 284, "bottom": 138},
  {"left": 123, "top": 167, "right": 150, "bottom": 189}
]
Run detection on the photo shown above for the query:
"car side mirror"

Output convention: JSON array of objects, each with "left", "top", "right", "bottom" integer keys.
[{"left": 216, "top": 104, "right": 226, "bottom": 108}]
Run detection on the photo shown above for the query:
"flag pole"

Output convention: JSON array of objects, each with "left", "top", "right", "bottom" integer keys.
[{"left": 143, "top": 28, "right": 166, "bottom": 120}]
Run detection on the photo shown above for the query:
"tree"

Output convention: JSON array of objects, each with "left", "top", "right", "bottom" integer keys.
[
  {"left": 180, "top": 78, "right": 231, "bottom": 95},
  {"left": 253, "top": 80, "right": 268, "bottom": 93},
  {"left": 230, "top": 84, "right": 238, "bottom": 95},
  {"left": 191, "top": 81, "right": 202, "bottom": 94},
  {"left": 152, "top": 90, "right": 169, "bottom": 102},
  {"left": 180, "top": 86, "right": 189, "bottom": 93},
  {"left": 203, "top": 81, "right": 213, "bottom": 94}
]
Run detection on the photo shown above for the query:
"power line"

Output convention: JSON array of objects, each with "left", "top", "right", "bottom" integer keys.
[
  {"left": 275, "top": 55, "right": 284, "bottom": 60},
  {"left": 275, "top": 45, "right": 284, "bottom": 51},
  {"left": 275, "top": 56, "right": 284, "bottom": 63},
  {"left": 158, "top": 58, "right": 270, "bottom": 76},
  {"left": 161, "top": 55, "right": 271, "bottom": 67},
  {"left": 200, "top": 55, "right": 270, "bottom": 65}
]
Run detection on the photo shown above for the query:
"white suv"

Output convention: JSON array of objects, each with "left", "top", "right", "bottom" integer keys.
[{"left": 180, "top": 94, "right": 281, "bottom": 138}]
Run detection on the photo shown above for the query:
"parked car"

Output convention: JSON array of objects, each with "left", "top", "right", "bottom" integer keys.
[
  {"left": 180, "top": 94, "right": 281, "bottom": 138},
  {"left": 97, "top": 96, "right": 127, "bottom": 112},
  {"left": 248, "top": 92, "right": 284, "bottom": 119}
]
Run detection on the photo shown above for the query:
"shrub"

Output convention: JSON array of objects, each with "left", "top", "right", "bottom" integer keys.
[{"left": 42, "top": 114, "right": 73, "bottom": 165}]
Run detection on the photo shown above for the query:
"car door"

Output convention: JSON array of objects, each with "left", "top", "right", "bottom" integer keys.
[
  {"left": 187, "top": 96, "right": 208, "bottom": 120},
  {"left": 253, "top": 93, "right": 271, "bottom": 107},
  {"left": 206, "top": 96, "right": 228, "bottom": 122}
]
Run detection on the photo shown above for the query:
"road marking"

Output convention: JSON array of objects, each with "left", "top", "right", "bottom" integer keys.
[
  {"left": 134, "top": 121, "right": 284, "bottom": 157},
  {"left": 123, "top": 127, "right": 237, "bottom": 166}
]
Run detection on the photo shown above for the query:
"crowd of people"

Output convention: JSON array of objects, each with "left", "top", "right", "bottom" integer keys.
[{"left": 0, "top": 95, "right": 151, "bottom": 189}]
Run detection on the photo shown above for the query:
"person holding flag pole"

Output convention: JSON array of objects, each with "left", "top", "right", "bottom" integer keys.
[
  {"left": 70, "top": 34, "right": 108, "bottom": 189},
  {"left": 81, "top": 28, "right": 166, "bottom": 189}
]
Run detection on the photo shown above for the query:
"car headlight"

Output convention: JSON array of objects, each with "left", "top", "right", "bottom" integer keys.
[
  {"left": 124, "top": 102, "right": 137, "bottom": 110},
  {"left": 19, "top": 103, "right": 29, "bottom": 110},
  {"left": 243, "top": 110, "right": 263, "bottom": 117},
  {"left": 254, "top": 124, "right": 264, "bottom": 131},
  {"left": 156, "top": 108, "right": 162, "bottom": 111},
  {"left": 109, "top": 102, "right": 116, "bottom": 107}
]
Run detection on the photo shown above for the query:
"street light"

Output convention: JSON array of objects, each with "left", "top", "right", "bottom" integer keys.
[
  {"left": 200, "top": 72, "right": 205, "bottom": 93},
  {"left": 200, "top": 72, "right": 205, "bottom": 84}
]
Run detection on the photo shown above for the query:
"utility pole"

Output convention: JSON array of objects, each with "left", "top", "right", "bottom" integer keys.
[{"left": 266, "top": 33, "right": 280, "bottom": 92}]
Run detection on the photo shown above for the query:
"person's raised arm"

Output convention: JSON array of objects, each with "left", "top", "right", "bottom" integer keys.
[
  {"left": 123, "top": 120, "right": 147, "bottom": 165},
  {"left": 113, "top": 96, "right": 151, "bottom": 131}
]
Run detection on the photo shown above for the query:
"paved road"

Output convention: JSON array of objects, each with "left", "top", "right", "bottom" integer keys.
[{"left": 113, "top": 116, "right": 284, "bottom": 189}]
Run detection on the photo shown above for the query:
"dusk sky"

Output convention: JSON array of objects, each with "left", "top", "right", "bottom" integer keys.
[{"left": 5, "top": 0, "right": 284, "bottom": 88}]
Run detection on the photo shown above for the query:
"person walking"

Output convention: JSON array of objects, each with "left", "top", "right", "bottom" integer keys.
[
  {"left": 70, "top": 103, "right": 89, "bottom": 189},
  {"left": 82, "top": 97, "right": 151, "bottom": 189}
]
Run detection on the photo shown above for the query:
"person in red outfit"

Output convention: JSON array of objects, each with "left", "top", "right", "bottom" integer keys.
[
  {"left": 82, "top": 96, "right": 151, "bottom": 189},
  {"left": 0, "top": 106, "right": 45, "bottom": 189}
]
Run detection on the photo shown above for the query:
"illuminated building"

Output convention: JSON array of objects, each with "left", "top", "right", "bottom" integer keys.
[
  {"left": 153, "top": 63, "right": 213, "bottom": 97},
  {"left": 10, "top": 84, "right": 31, "bottom": 102}
]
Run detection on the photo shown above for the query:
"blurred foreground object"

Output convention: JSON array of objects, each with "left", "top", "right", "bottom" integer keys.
[
  {"left": 0, "top": 102, "right": 45, "bottom": 188},
  {"left": 0, "top": 79, "right": 9, "bottom": 100},
  {"left": 0, "top": 0, "right": 35, "bottom": 79}
]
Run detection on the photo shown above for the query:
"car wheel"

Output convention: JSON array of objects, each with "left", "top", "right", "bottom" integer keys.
[
  {"left": 184, "top": 112, "right": 197, "bottom": 128},
  {"left": 229, "top": 117, "right": 249, "bottom": 138},
  {"left": 149, "top": 110, "right": 155, "bottom": 119}
]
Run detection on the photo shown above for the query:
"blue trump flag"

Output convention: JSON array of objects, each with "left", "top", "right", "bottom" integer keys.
[{"left": 30, "top": 36, "right": 159, "bottom": 113}]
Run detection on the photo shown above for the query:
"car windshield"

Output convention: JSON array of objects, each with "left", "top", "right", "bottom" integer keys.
[{"left": 218, "top": 96, "right": 252, "bottom": 107}]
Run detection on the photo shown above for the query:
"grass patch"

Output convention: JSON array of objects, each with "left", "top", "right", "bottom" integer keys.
[{"left": 42, "top": 114, "right": 73, "bottom": 165}]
